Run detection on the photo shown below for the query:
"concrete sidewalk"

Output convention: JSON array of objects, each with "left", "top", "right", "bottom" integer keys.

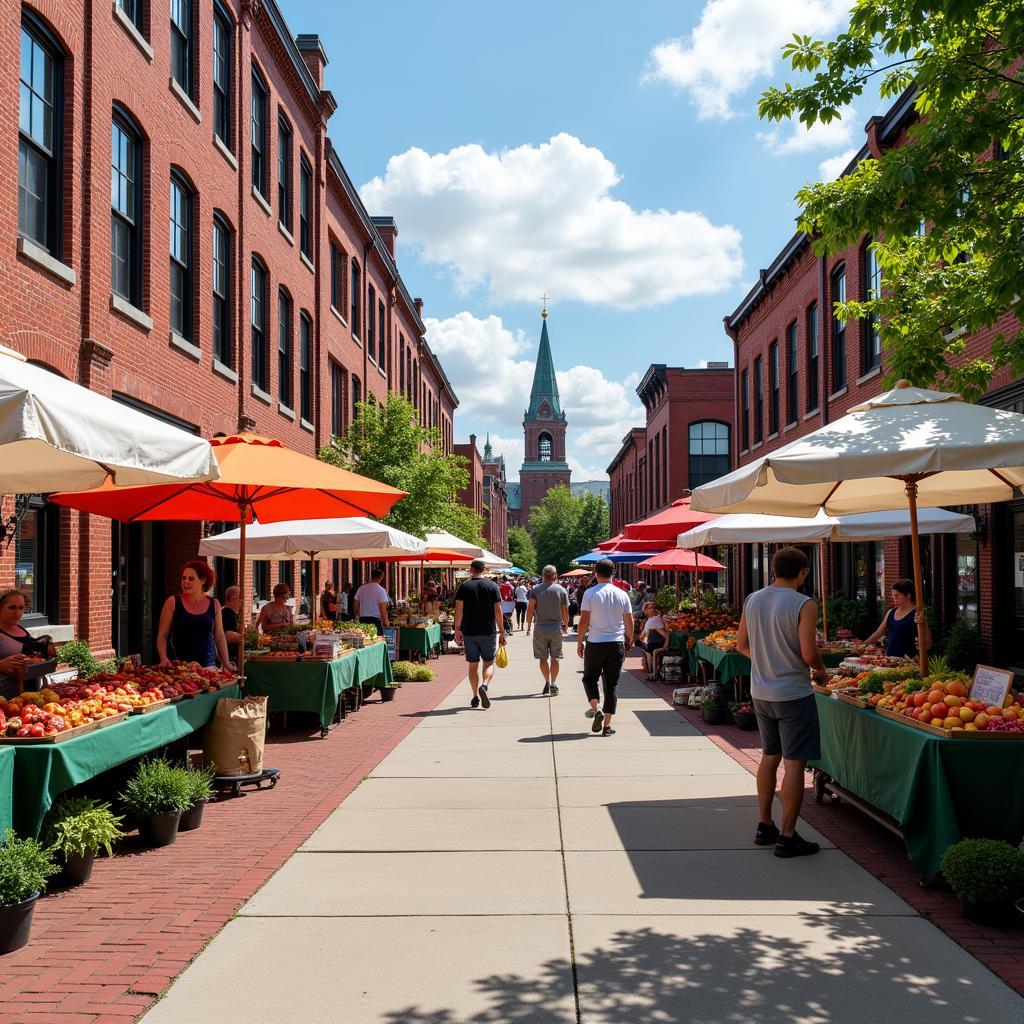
[{"left": 141, "top": 634, "right": 1024, "bottom": 1024}]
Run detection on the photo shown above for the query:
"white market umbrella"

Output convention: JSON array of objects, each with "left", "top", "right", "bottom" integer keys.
[
  {"left": 691, "top": 381, "right": 1024, "bottom": 670},
  {"left": 424, "top": 529, "right": 485, "bottom": 558},
  {"left": 480, "top": 547, "right": 513, "bottom": 570},
  {"left": 0, "top": 345, "right": 219, "bottom": 491}
]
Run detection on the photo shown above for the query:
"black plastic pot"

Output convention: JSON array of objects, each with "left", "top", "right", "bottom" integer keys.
[
  {"left": 378, "top": 686, "right": 398, "bottom": 703},
  {"left": 138, "top": 811, "right": 182, "bottom": 848},
  {"left": 960, "top": 896, "right": 1015, "bottom": 927},
  {"left": 361, "top": 682, "right": 376, "bottom": 701},
  {"left": 178, "top": 800, "right": 207, "bottom": 833},
  {"left": 61, "top": 849, "right": 95, "bottom": 886},
  {"left": 0, "top": 893, "right": 39, "bottom": 955},
  {"left": 733, "top": 710, "right": 758, "bottom": 731},
  {"left": 702, "top": 707, "right": 732, "bottom": 725}
]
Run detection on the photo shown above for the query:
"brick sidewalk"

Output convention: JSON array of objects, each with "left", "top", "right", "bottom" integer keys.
[
  {"left": 0, "top": 655, "right": 468, "bottom": 1024},
  {"left": 628, "top": 656, "right": 1024, "bottom": 998}
]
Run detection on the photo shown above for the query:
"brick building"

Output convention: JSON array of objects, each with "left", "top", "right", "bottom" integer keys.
[
  {"left": 453, "top": 434, "right": 509, "bottom": 558},
  {"left": 607, "top": 365, "right": 734, "bottom": 536},
  {"left": 726, "top": 86, "right": 1022, "bottom": 665},
  {"left": 2, "top": 0, "right": 456, "bottom": 658}
]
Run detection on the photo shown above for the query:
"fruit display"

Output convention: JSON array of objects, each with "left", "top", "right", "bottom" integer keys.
[
  {"left": 664, "top": 608, "right": 738, "bottom": 633},
  {"left": 704, "top": 629, "right": 739, "bottom": 652},
  {"left": 871, "top": 673, "right": 1024, "bottom": 734}
]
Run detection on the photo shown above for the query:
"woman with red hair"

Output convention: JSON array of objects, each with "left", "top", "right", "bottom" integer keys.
[{"left": 156, "top": 560, "right": 234, "bottom": 670}]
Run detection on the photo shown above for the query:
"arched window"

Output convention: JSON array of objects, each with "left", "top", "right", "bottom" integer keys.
[
  {"left": 831, "top": 262, "right": 847, "bottom": 392},
  {"left": 538, "top": 432, "right": 553, "bottom": 462},
  {"left": 688, "top": 421, "right": 730, "bottom": 489}
]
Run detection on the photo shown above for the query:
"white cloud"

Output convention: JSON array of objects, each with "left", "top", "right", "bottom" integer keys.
[
  {"left": 643, "top": 0, "right": 848, "bottom": 121},
  {"left": 361, "top": 133, "right": 743, "bottom": 309},
  {"left": 426, "top": 312, "right": 643, "bottom": 482},
  {"left": 819, "top": 147, "right": 859, "bottom": 181},
  {"left": 758, "top": 107, "right": 856, "bottom": 156}
]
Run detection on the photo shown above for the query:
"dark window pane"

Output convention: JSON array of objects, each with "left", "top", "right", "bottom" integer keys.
[
  {"left": 299, "top": 157, "right": 312, "bottom": 256},
  {"left": 170, "top": 0, "right": 191, "bottom": 94},
  {"left": 300, "top": 315, "right": 312, "bottom": 421},
  {"left": 251, "top": 74, "right": 266, "bottom": 194},
  {"left": 212, "top": 9, "right": 231, "bottom": 144},
  {"left": 213, "top": 216, "right": 231, "bottom": 366},
  {"left": 278, "top": 118, "right": 291, "bottom": 230},
  {"left": 278, "top": 291, "right": 291, "bottom": 405}
]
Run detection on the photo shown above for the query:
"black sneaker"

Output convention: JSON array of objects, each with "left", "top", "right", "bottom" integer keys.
[
  {"left": 601, "top": 726, "right": 615, "bottom": 737},
  {"left": 591, "top": 709, "right": 605, "bottom": 733},
  {"left": 774, "top": 832, "right": 820, "bottom": 859},
  {"left": 471, "top": 696, "right": 480, "bottom": 709},
  {"left": 541, "top": 683, "right": 550, "bottom": 695},
  {"left": 479, "top": 686, "right": 491, "bottom": 709},
  {"left": 754, "top": 822, "right": 780, "bottom": 846},
  {"left": 550, "top": 685, "right": 559, "bottom": 696}
]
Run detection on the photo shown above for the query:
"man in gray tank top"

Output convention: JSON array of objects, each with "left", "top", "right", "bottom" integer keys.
[
  {"left": 527, "top": 566, "right": 569, "bottom": 696},
  {"left": 737, "top": 546, "right": 827, "bottom": 859}
]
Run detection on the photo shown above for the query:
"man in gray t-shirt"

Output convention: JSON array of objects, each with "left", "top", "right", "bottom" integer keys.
[{"left": 527, "top": 566, "right": 569, "bottom": 696}]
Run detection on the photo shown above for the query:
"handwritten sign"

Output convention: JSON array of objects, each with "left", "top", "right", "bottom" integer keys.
[
  {"left": 969, "top": 665, "right": 1014, "bottom": 709},
  {"left": 381, "top": 627, "right": 398, "bottom": 662}
]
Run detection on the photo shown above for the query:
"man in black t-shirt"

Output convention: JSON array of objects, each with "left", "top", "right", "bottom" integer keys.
[{"left": 454, "top": 558, "right": 506, "bottom": 709}]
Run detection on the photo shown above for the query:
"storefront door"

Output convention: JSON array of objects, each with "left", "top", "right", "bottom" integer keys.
[{"left": 112, "top": 522, "right": 164, "bottom": 662}]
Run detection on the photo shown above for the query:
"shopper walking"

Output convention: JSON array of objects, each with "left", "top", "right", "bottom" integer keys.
[
  {"left": 736, "top": 546, "right": 828, "bottom": 859},
  {"left": 526, "top": 566, "right": 569, "bottom": 696},
  {"left": 454, "top": 558, "right": 506, "bottom": 708},
  {"left": 514, "top": 581, "right": 529, "bottom": 630},
  {"left": 499, "top": 577, "right": 516, "bottom": 633},
  {"left": 354, "top": 568, "right": 391, "bottom": 629},
  {"left": 576, "top": 558, "right": 633, "bottom": 737}
]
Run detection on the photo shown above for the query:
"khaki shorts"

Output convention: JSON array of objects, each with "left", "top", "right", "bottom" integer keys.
[{"left": 532, "top": 631, "right": 564, "bottom": 660}]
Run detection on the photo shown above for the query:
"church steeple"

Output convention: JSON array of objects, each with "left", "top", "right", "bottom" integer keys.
[
  {"left": 483, "top": 434, "right": 492, "bottom": 462},
  {"left": 525, "top": 313, "right": 565, "bottom": 421}
]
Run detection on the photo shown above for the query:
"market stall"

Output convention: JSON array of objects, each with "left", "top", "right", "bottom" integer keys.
[
  {"left": 0, "top": 746, "right": 13, "bottom": 834},
  {"left": 396, "top": 623, "right": 442, "bottom": 660}
]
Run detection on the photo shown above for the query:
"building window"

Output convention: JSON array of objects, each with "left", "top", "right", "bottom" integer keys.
[
  {"left": 863, "top": 242, "right": 882, "bottom": 372},
  {"left": 330, "top": 361, "right": 346, "bottom": 437},
  {"left": 116, "top": 0, "right": 144, "bottom": 32},
  {"left": 538, "top": 432, "right": 552, "bottom": 461},
  {"left": 741, "top": 368, "right": 749, "bottom": 450},
  {"left": 352, "top": 374, "right": 361, "bottom": 420},
  {"left": 111, "top": 111, "right": 142, "bottom": 306},
  {"left": 170, "top": 0, "right": 192, "bottom": 97},
  {"left": 277, "top": 288, "right": 292, "bottom": 406},
  {"left": 15, "top": 498, "right": 59, "bottom": 626},
  {"left": 299, "top": 154, "right": 312, "bottom": 258},
  {"left": 250, "top": 70, "right": 267, "bottom": 196},
  {"left": 278, "top": 560, "right": 293, "bottom": 589},
  {"left": 253, "top": 561, "right": 269, "bottom": 602},
  {"left": 399, "top": 335, "right": 406, "bottom": 392},
  {"left": 768, "top": 341, "right": 779, "bottom": 436},
  {"left": 367, "top": 284, "right": 376, "bottom": 360},
  {"left": 406, "top": 347, "right": 412, "bottom": 398},
  {"left": 277, "top": 115, "right": 291, "bottom": 232},
  {"left": 753, "top": 355, "right": 763, "bottom": 444},
  {"left": 807, "top": 302, "right": 819, "bottom": 412},
  {"left": 378, "top": 301, "right": 386, "bottom": 371},
  {"left": 251, "top": 258, "right": 267, "bottom": 392},
  {"left": 350, "top": 259, "right": 361, "bottom": 335},
  {"left": 212, "top": 4, "right": 231, "bottom": 147},
  {"left": 956, "top": 530, "right": 979, "bottom": 626},
  {"left": 689, "top": 421, "right": 730, "bottom": 489},
  {"left": 212, "top": 213, "right": 232, "bottom": 366},
  {"left": 831, "top": 263, "right": 847, "bottom": 392},
  {"left": 786, "top": 321, "right": 798, "bottom": 424},
  {"left": 169, "top": 172, "right": 193, "bottom": 341},
  {"left": 330, "top": 241, "right": 345, "bottom": 312},
  {"left": 300, "top": 312, "right": 312, "bottom": 422},
  {"left": 19, "top": 17, "right": 62, "bottom": 255}
]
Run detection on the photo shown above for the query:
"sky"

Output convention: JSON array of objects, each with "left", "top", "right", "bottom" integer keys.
[{"left": 282, "top": 0, "right": 874, "bottom": 481}]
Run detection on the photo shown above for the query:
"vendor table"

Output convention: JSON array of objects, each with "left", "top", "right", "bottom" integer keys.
[
  {"left": 811, "top": 693, "right": 1024, "bottom": 878},
  {"left": 243, "top": 643, "right": 392, "bottom": 733},
  {"left": 694, "top": 642, "right": 751, "bottom": 688},
  {"left": 0, "top": 746, "right": 13, "bottom": 834},
  {"left": 398, "top": 623, "right": 441, "bottom": 660},
  {"left": 11, "top": 685, "right": 240, "bottom": 838},
  {"left": 668, "top": 631, "right": 708, "bottom": 676}
]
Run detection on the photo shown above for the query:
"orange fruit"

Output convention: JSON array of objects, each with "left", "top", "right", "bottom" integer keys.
[
  {"left": 947, "top": 681, "right": 968, "bottom": 698},
  {"left": 942, "top": 717, "right": 961, "bottom": 730},
  {"left": 958, "top": 707, "right": 975, "bottom": 723},
  {"left": 912, "top": 692, "right": 927, "bottom": 707},
  {"left": 927, "top": 690, "right": 945, "bottom": 705}
]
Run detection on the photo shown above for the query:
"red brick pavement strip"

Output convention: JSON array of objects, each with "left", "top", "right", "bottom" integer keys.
[
  {"left": 626, "top": 655, "right": 1024, "bottom": 997},
  {"left": 0, "top": 655, "right": 469, "bottom": 1024}
]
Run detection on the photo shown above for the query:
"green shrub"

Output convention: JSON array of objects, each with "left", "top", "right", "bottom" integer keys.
[
  {"left": 940, "top": 838, "right": 1024, "bottom": 903},
  {"left": 411, "top": 667, "right": 434, "bottom": 682},
  {"left": 823, "top": 595, "right": 870, "bottom": 639},
  {"left": 56, "top": 640, "right": 100, "bottom": 679},
  {"left": 653, "top": 586, "right": 677, "bottom": 614},
  {"left": 42, "top": 797, "right": 125, "bottom": 858},
  {"left": 182, "top": 765, "right": 215, "bottom": 807},
  {"left": 119, "top": 760, "right": 192, "bottom": 817},
  {"left": 390, "top": 661, "right": 415, "bottom": 681},
  {"left": 944, "top": 620, "right": 984, "bottom": 673},
  {"left": 0, "top": 829, "right": 58, "bottom": 905}
]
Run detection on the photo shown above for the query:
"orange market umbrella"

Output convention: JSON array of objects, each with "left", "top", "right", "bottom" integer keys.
[
  {"left": 52, "top": 433, "right": 407, "bottom": 674},
  {"left": 356, "top": 548, "right": 473, "bottom": 564}
]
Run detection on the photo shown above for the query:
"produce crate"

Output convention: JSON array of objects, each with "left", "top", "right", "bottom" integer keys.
[
  {"left": 0, "top": 711, "right": 129, "bottom": 743},
  {"left": 129, "top": 698, "right": 172, "bottom": 715}
]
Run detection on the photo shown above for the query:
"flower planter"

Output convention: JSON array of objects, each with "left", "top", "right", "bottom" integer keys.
[
  {"left": 733, "top": 710, "right": 758, "bottom": 731},
  {"left": 178, "top": 800, "right": 207, "bottom": 833},
  {"left": 701, "top": 707, "right": 732, "bottom": 725},
  {"left": 61, "top": 850, "right": 95, "bottom": 887},
  {"left": 0, "top": 893, "right": 39, "bottom": 955},
  {"left": 960, "top": 896, "right": 1015, "bottom": 927},
  {"left": 378, "top": 686, "right": 398, "bottom": 703},
  {"left": 138, "top": 811, "right": 182, "bottom": 848}
]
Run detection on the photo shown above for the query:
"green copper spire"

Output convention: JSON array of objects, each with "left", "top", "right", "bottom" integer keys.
[
  {"left": 483, "top": 434, "right": 492, "bottom": 461},
  {"left": 526, "top": 313, "right": 564, "bottom": 420}
]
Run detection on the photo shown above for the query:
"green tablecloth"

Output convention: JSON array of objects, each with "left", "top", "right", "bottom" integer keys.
[
  {"left": 398, "top": 623, "right": 441, "bottom": 659},
  {"left": 811, "top": 693, "right": 1024, "bottom": 877},
  {"left": 11, "top": 685, "right": 240, "bottom": 838},
  {"left": 694, "top": 642, "right": 751, "bottom": 686},
  {"left": 668, "top": 631, "right": 708, "bottom": 676},
  {"left": 243, "top": 643, "right": 392, "bottom": 729},
  {"left": 0, "top": 746, "right": 13, "bottom": 834},
  {"left": 820, "top": 651, "right": 850, "bottom": 668}
]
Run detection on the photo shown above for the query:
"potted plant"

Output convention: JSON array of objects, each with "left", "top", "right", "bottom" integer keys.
[
  {"left": 178, "top": 766, "right": 215, "bottom": 833},
  {"left": 42, "top": 797, "right": 124, "bottom": 886},
  {"left": 730, "top": 702, "right": 758, "bottom": 731},
  {"left": 390, "top": 661, "right": 415, "bottom": 682},
  {"left": 0, "top": 829, "right": 58, "bottom": 954},
  {"left": 119, "top": 759, "right": 192, "bottom": 848},
  {"left": 940, "top": 838, "right": 1024, "bottom": 926},
  {"left": 411, "top": 667, "right": 434, "bottom": 682}
]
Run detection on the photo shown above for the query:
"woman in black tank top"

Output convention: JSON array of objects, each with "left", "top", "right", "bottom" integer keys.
[{"left": 156, "top": 561, "right": 235, "bottom": 670}]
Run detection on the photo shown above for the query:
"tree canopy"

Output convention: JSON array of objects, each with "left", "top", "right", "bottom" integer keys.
[
  {"left": 528, "top": 486, "right": 609, "bottom": 576},
  {"left": 507, "top": 526, "right": 537, "bottom": 575},
  {"left": 759, "top": 0, "right": 1024, "bottom": 399},
  {"left": 319, "top": 394, "right": 485, "bottom": 545}
]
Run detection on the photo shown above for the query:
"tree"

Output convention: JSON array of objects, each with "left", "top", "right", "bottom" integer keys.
[
  {"left": 758, "top": 0, "right": 1024, "bottom": 399},
  {"left": 319, "top": 394, "right": 485, "bottom": 545},
  {"left": 528, "top": 486, "right": 609, "bottom": 576},
  {"left": 507, "top": 526, "right": 537, "bottom": 575}
]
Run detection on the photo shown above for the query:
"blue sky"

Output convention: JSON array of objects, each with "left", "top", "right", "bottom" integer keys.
[{"left": 282, "top": 0, "right": 867, "bottom": 480}]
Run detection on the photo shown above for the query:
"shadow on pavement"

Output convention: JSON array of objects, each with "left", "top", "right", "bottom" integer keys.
[
  {"left": 518, "top": 732, "right": 591, "bottom": 744},
  {"left": 631, "top": 709, "right": 701, "bottom": 737}
]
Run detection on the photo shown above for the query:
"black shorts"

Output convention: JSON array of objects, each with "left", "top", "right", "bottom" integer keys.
[{"left": 752, "top": 694, "right": 821, "bottom": 762}]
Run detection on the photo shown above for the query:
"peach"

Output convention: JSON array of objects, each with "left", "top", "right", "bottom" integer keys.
[
  {"left": 958, "top": 707, "right": 975, "bottom": 723},
  {"left": 975, "top": 712, "right": 990, "bottom": 729},
  {"left": 927, "top": 690, "right": 945, "bottom": 706}
]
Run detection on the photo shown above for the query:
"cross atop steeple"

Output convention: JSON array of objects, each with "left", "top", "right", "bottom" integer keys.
[{"left": 540, "top": 292, "right": 550, "bottom": 318}]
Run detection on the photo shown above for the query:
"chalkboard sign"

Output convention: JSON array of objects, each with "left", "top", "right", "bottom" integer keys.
[
  {"left": 381, "top": 627, "right": 398, "bottom": 662},
  {"left": 969, "top": 664, "right": 1014, "bottom": 709}
]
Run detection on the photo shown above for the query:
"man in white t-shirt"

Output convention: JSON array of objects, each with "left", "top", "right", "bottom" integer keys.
[
  {"left": 353, "top": 568, "right": 390, "bottom": 628},
  {"left": 576, "top": 558, "right": 634, "bottom": 737}
]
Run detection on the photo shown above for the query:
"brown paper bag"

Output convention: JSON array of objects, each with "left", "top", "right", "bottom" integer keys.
[{"left": 203, "top": 696, "right": 267, "bottom": 776}]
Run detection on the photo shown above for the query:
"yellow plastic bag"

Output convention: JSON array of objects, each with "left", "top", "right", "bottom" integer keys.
[{"left": 495, "top": 644, "right": 509, "bottom": 669}]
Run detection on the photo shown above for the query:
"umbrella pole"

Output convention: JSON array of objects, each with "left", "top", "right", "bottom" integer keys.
[
  {"left": 238, "top": 516, "right": 246, "bottom": 679},
  {"left": 310, "top": 551, "right": 318, "bottom": 623},
  {"left": 693, "top": 549, "right": 699, "bottom": 604},
  {"left": 819, "top": 540, "right": 829, "bottom": 644},
  {"left": 904, "top": 478, "right": 929, "bottom": 676},
  {"left": 674, "top": 571, "right": 680, "bottom": 607}
]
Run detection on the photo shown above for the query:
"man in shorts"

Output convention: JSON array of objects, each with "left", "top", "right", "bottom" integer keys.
[
  {"left": 526, "top": 565, "right": 569, "bottom": 696},
  {"left": 736, "top": 546, "right": 828, "bottom": 859},
  {"left": 454, "top": 559, "right": 506, "bottom": 709}
]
